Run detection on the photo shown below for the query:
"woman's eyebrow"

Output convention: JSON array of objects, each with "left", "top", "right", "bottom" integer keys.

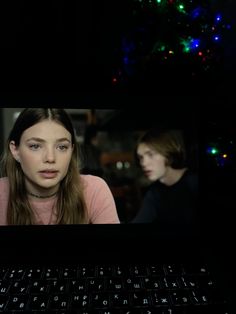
[
  {"left": 56, "top": 138, "right": 71, "bottom": 143},
  {"left": 26, "top": 137, "right": 45, "bottom": 143},
  {"left": 26, "top": 137, "right": 71, "bottom": 143}
]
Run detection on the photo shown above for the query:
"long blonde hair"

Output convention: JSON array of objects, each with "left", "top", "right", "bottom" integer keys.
[{"left": 1, "top": 108, "right": 88, "bottom": 225}]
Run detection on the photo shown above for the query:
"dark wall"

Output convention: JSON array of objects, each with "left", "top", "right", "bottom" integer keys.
[{"left": 1, "top": 1, "right": 235, "bottom": 96}]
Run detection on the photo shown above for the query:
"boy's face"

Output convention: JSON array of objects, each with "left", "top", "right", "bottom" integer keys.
[
  {"left": 137, "top": 142, "right": 168, "bottom": 182},
  {"left": 10, "top": 120, "right": 73, "bottom": 195}
]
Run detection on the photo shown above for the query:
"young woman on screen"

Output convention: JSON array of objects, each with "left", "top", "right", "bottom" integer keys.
[{"left": 0, "top": 108, "right": 120, "bottom": 225}]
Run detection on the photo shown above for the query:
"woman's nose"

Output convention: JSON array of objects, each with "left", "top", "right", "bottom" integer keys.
[{"left": 44, "top": 148, "right": 56, "bottom": 163}]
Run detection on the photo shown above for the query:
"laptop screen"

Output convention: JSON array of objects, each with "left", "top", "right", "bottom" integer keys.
[{"left": 0, "top": 107, "right": 233, "bottom": 256}]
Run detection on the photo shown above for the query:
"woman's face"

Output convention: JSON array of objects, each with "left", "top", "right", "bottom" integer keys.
[
  {"left": 137, "top": 142, "right": 168, "bottom": 182},
  {"left": 10, "top": 120, "right": 73, "bottom": 195}
]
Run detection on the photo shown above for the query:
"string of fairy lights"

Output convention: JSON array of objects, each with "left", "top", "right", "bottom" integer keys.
[
  {"left": 206, "top": 137, "right": 235, "bottom": 168},
  {"left": 111, "top": 0, "right": 231, "bottom": 85}
]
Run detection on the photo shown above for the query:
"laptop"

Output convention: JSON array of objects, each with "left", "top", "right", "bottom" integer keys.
[{"left": 0, "top": 108, "right": 235, "bottom": 313}]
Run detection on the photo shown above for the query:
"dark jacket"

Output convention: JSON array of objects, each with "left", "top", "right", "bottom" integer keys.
[{"left": 132, "top": 170, "right": 198, "bottom": 232}]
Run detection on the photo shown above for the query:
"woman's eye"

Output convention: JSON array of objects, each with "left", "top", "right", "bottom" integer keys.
[
  {"left": 29, "top": 144, "right": 40, "bottom": 150},
  {"left": 58, "top": 145, "right": 68, "bottom": 151}
]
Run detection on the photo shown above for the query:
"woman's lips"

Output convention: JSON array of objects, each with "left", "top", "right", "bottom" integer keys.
[{"left": 39, "top": 171, "right": 58, "bottom": 179}]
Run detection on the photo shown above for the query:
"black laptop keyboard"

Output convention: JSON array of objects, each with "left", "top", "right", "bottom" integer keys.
[{"left": 0, "top": 263, "right": 231, "bottom": 313}]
